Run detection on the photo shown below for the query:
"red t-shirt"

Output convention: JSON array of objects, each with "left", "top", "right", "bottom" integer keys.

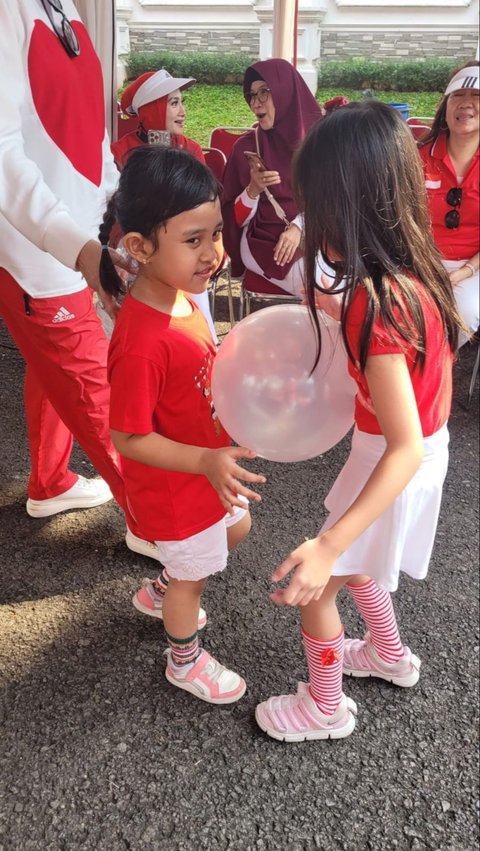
[
  {"left": 346, "top": 282, "right": 453, "bottom": 436},
  {"left": 108, "top": 293, "right": 229, "bottom": 541},
  {"left": 418, "top": 134, "right": 479, "bottom": 260}
]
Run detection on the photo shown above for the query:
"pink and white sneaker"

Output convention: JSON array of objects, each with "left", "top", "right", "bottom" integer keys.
[
  {"left": 165, "top": 649, "right": 246, "bottom": 704},
  {"left": 343, "top": 631, "right": 421, "bottom": 687},
  {"left": 255, "top": 682, "right": 357, "bottom": 742},
  {"left": 132, "top": 578, "right": 207, "bottom": 630}
]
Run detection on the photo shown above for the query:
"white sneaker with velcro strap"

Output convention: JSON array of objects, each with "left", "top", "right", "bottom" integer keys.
[{"left": 343, "top": 631, "right": 421, "bottom": 687}]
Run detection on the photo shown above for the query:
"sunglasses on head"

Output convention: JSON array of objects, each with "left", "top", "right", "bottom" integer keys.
[
  {"left": 40, "top": 0, "right": 80, "bottom": 58},
  {"left": 444, "top": 187, "right": 462, "bottom": 229}
]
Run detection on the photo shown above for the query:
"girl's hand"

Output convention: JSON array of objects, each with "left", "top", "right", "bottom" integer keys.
[
  {"left": 270, "top": 536, "right": 338, "bottom": 607},
  {"left": 273, "top": 223, "right": 302, "bottom": 266},
  {"left": 248, "top": 165, "right": 281, "bottom": 198},
  {"left": 202, "top": 446, "right": 266, "bottom": 513}
]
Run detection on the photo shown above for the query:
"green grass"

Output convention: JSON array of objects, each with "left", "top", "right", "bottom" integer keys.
[{"left": 181, "top": 85, "right": 442, "bottom": 146}]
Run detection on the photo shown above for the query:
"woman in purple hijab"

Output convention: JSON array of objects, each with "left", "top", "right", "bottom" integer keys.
[{"left": 221, "top": 59, "right": 322, "bottom": 294}]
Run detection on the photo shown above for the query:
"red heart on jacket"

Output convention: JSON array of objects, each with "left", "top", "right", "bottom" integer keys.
[{"left": 28, "top": 19, "right": 105, "bottom": 186}]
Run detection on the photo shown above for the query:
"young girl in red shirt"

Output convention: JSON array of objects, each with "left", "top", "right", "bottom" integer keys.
[
  {"left": 98, "top": 146, "right": 265, "bottom": 705},
  {"left": 255, "top": 100, "right": 464, "bottom": 742}
]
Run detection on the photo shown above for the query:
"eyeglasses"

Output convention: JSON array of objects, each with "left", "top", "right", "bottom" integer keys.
[
  {"left": 40, "top": 0, "right": 80, "bottom": 58},
  {"left": 444, "top": 187, "right": 462, "bottom": 229},
  {"left": 246, "top": 87, "right": 271, "bottom": 106}
]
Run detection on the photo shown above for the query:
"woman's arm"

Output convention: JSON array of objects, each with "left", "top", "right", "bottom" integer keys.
[
  {"left": 271, "top": 352, "right": 424, "bottom": 606},
  {"left": 111, "top": 429, "right": 266, "bottom": 513},
  {"left": 449, "top": 252, "right": 480, "bottom": 286}
]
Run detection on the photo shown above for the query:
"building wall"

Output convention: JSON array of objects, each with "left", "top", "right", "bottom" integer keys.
[
  {"left": 118, "top": 0, "right": 479, "bottom": 65},
  {"left": 128, "top": 28, "right": 258, "bottom": 55},
  {"left": 320, "top": 30, "right": 478, "bottom": 61},
  {"left": 128, "top": 27, "right": 476, "bottom": 61}
]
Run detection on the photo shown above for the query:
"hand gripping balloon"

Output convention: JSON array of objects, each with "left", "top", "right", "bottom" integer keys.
[{"left": 212, "top": 305, "right": 356, "bottom": 462}]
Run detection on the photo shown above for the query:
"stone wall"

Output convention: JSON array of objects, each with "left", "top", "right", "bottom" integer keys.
[
  {"left": 127, "top": 26, "right": 477, "bottom": 62},
  {"left": 128, "top": 29, "right": 259, "bottom": 56},
  {"left": 320, "top": 31, "right": 478, "bottom": 61}
]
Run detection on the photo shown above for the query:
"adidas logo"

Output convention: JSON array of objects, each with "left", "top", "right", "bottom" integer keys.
[{"left": 52, "top": 306, "right": 75, "bottom": 323}]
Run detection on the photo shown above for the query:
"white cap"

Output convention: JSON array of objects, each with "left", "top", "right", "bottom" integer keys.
[
  {"left": 129, "top": 69, "right": 195, "bottom": 116},
  {"left": 445, "top": 66, "right": 480, "bottom": 97}
]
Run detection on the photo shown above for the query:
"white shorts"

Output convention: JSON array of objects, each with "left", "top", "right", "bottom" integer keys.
[
  {"left": 322, "top": 425, "right": 449, "bottom": 592},
  {"left": 155, "top": 500, "right": 248, "bottom": 581}
]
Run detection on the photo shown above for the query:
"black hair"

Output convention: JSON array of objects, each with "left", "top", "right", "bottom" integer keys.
[
  {"left": 99, "top": 145, "right": 221, "bottom": 297},
  {"left": 293, "top": 100, "right": 462, "bottom": 371}
]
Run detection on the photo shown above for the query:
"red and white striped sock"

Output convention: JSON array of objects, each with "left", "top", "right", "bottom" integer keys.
[
  {"left": 347, "top": 578, "right": 404, "bottom": 663},
  {"left": 301, "top": 627, "right": 344, "bottom": 715}
]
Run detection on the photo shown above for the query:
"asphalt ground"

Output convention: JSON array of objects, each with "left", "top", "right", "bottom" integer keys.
[{"left": 0, "top": 291, "right": 479, "bottom": 851}]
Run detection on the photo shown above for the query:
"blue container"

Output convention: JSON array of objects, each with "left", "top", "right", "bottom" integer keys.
[{"left": 386, "top": 101, "right": 410, "bottom": 120}]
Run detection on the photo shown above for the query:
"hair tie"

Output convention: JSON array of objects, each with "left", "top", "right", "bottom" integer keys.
[{"left": 101, "top": 244, "right": 110, "bottom": 251}]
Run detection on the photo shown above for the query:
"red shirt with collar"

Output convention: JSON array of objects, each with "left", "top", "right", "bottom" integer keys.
[
  {"left": 346, "top": 282, "right": 453, "bottom": 437},
  {"left": 418, "top": 133, "right": 479, "bottom": 260}
]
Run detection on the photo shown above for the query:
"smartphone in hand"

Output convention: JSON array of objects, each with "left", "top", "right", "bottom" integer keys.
[
  {"left": 244, "top": 151, "right": 268, "bottom": 171},
  {"left": 147, "top": 130, "right": 172, "bottom": 146}
]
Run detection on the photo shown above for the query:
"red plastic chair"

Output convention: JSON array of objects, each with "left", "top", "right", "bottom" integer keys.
[
  {"left": 408, "top": 123, "right": 431, "bottom": 141},
  {"left": 239, "top": 270, "right": 301, "bottom": 319},
  {"left": 202, "top": 147, "right": 227, "bottom": 182},
  {"left": 209, "top": 126, "right": 253, "bottom": 159},
  {"left": 407, "top": 116, "right": 433, "bottom": 125},
  {"left": 201, "top": 148, "right": 234, "bottom": 324}
]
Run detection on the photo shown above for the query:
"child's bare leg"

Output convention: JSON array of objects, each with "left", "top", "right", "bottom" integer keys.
[
  {"left": 162, "top": 576, "right": 246, "bottom": 704},
  {"left": 227, "top": 510, "right": 251, "bottom": 551},
  {"left": 162, "top": 577, "right": 206, "bottom": 642},
  {"left": 301, "top": 575, "right": 349, "bottom": 639}
]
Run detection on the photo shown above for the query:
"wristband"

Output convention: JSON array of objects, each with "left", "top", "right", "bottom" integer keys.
[{"left": 464, "top": 263, "right": 476, "bottom": 277}]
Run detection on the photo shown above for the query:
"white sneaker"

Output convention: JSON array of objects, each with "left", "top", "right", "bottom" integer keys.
[
  {"left": 255, "top": 682, "right": 357, "bottom": 743},
  {"left": 26, "top": 476, "right": 113, "bottom": 518},
  {"left": 125, "top": 528, "right": 160, "bottom": 560},
  {"left": 343, "top": 631, "right": 421, "bottom": 688},
  {"left": 165, "top": 649, "right": 246, "bottom": 704}
]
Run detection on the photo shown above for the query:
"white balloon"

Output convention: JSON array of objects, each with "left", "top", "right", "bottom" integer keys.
[{"left": 212, "top": 304, "right": 356, "bottom": 462}]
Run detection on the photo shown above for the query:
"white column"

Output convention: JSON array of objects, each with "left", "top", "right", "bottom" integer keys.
[
  {"left": 256, "top": 0, "right": 327, "bottom": 94},
  {"left": 272, "top": 0, "right": 296, "bottom": 60}
]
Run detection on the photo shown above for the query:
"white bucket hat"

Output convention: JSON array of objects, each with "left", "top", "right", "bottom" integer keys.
[
  {"left": 129, "top": 69, "right": 196, "bottom": 117},
  {"left": 444, "top": 65, "right": 480, "bottom": 96}
]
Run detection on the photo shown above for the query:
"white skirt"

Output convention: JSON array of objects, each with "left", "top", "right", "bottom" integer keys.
[{"left": 321, "top": 425, "right": 449, "bottom": 592}]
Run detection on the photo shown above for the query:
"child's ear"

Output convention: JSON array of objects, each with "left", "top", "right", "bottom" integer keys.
[{"left": 123, "top": 232, "right": 154, "bottom": 265}]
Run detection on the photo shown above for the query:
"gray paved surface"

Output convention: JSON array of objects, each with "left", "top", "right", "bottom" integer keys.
[{"left": 0, "top": 296, "right": 478, "bottom": 851}]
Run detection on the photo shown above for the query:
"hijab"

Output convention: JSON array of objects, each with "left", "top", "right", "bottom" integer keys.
[
  {"left": 113, "top": 81, "right": 201, "bottom": 167},
  {"left": 222, "top": 59, "right": 322, "bottom": 279}
]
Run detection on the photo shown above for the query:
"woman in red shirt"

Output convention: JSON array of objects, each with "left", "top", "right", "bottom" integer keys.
[{"left": 418, "top": 61, "right": 479, "bottom": 345}]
